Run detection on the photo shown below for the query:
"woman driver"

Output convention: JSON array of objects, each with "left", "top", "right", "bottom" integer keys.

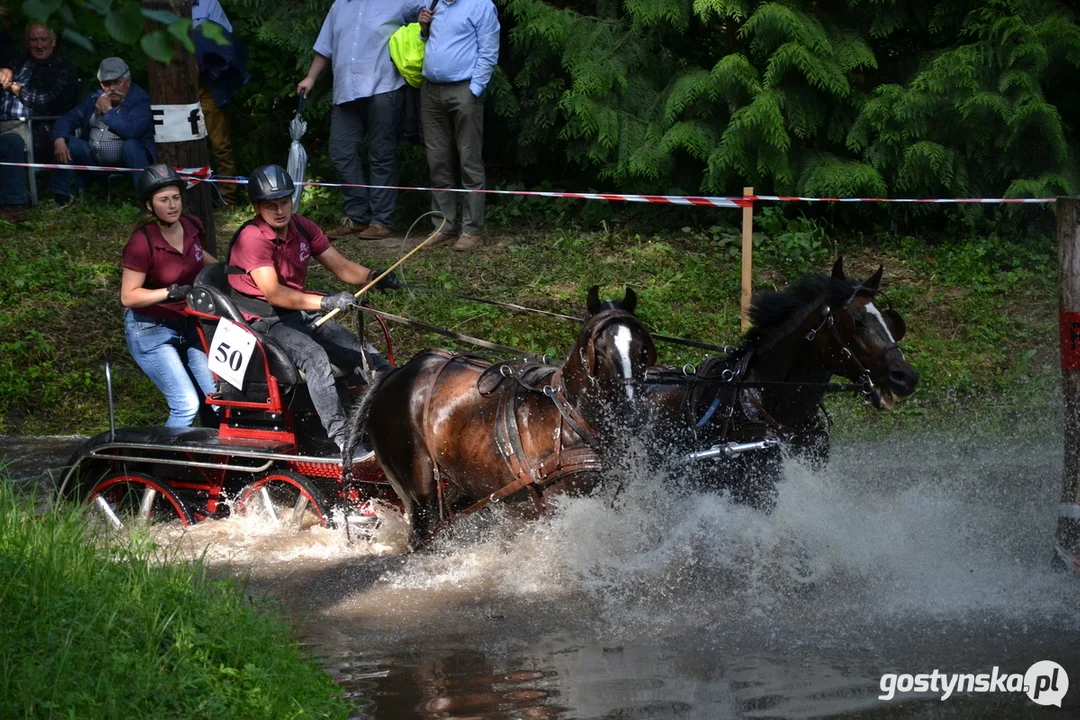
[{"left": 120, "top": 164, "right": 218, "bottom": 427}]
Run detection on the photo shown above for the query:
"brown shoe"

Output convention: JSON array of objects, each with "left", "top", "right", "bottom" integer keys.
[
  {"left": 326, "top": 218, "right": 369, "bottom": 238},
  {"left": 424, "top": 232, "right": 458, "bottom": 250},
  {"left": 357, "top": 224, "right": 392, "bottom": 239},
  {"left": 453, "top": 233, "right": 482, "bottom": 251}
]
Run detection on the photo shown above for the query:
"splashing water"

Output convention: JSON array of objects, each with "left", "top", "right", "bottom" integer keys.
[{"left": 7, "top": 433, "right": 1079, "bottom": 717}]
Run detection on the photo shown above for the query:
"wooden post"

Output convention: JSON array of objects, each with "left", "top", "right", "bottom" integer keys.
[
  {"left": 1056, "top": 196, "right": 1080, "bottom": 574},
  {"left": 143, "top": 0, "right": 216, "bottom": 255},
  {"left": 740, "top": 186, "right": 754, "bottom": 332}
]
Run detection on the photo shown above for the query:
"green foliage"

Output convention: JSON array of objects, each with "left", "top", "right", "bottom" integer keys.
[
  {"left": 19, "top": 0, "right": 193, "bottom": 57},
  {"left": 493, "top": 0, "right": 1080, "bottom": 215},
  {"left": 0, "top": 481, "right": 350, "bottom": 719},
  {"left": 755, "top": 206, "right": 833, "bottom": 274}
]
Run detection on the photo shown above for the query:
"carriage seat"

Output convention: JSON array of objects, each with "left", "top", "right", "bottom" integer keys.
[
  {"left": 189, "top": 262, "right": 303, "bottom": 389},
  {"left": 188, "top": 263, "right": 348, "bottom": 392}
]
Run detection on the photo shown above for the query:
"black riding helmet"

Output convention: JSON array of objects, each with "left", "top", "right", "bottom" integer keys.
[
  {"left": 137, "top": 163, "right": 185, "bottom": 205},
  {"left": 247, "top": 164, "right": 295, "bottom": 202}
]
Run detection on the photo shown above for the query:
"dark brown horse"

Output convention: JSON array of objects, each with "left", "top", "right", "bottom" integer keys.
[
  {"left": 646, "top": 257, "right": 919, "bottom": 510},
  {"left": 345, "top": 287, "right": 657, "bottom": 548}
]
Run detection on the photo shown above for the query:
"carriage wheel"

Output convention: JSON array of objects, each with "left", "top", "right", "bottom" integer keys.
[
  {"left": 86, "top": 471, "right": 195, "bottom": 529},
  {"left": 234, "top": 469, "right": 333, "bottom": 531}
]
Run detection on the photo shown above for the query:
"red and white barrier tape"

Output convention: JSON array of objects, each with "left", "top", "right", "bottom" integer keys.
[{"left": 0, "top": 161, "right": 1057, "bottom": 204}]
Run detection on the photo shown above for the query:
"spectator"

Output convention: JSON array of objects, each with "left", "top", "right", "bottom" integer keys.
[
  {"left": 51, "top": 57, "right": 155, "bottom": 197},
  {"left": 418, "top": 0, "right": 500, "bottom": 252},
  {"left": 192, "top": 0, "right": 249, "bottom": 205},
  {"left": 297, "top": 1, "right": 427, "bottom": 239},
  {"left": 0, "top": 23, "right": 80, "bottom": 211}
]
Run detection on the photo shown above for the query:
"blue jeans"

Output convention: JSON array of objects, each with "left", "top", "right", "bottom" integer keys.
[
  {"left": 0, "top": 130, "right": 67, "bottom": 205},
  {"left": 124, "top": 309, "right": 218, "bottom": 427},
  {"left": 52, "top": 137, "right": 154, "bottom": 197},
  {"left": 329, "top": 88, "right": 403, "bottom": 229}
]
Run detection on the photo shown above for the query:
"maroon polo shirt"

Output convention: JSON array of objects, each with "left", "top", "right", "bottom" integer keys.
[
  {"left": 227, "top": 215, "right": 331, "bottom": 318},
  {"left": 122, "top": 216, "right": 206, "bottom": 319}
]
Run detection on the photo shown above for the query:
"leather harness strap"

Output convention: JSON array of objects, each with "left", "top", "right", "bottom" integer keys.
[{"left": 434, "top": 307, "right": 650, "bottom": 520}]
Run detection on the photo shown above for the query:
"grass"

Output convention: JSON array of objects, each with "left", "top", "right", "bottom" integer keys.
[
  {"left": 0, "top": 480, "right": 350, "bottom": 720},
  {"left": 0, "top": 198, "right": 1063, "bottom": 440}
]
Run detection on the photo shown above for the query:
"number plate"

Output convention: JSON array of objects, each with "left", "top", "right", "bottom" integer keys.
[{"left": 207, "top": 318, "right": 257, "bottom": 389}]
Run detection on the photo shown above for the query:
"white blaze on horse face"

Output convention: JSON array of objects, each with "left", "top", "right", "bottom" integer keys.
[
  {"left": 613, "top": 324, "right": 636, "bottom": 401},
  {"left": 865, "top": 302, "right": 906, "bottom": 359}
]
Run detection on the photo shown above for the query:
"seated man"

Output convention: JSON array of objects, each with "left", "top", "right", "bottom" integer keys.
[
  {"left": 51, "top": 57, "right": 155, "bottom": 195},
  {"left": 226, "top": 165, "right": 400, "bottom": 460},
  {"left": 0, "top": 23, "right": 80, "bottom": 211}
]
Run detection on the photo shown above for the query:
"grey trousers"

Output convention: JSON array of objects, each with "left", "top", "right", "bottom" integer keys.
[
  {"left": 329, "top": 88, "right": 404, "bottom": 229},
  {"left": 420, "top": 80, "right": 485, "bottom": 235},
  {"left": 266, "top": 314, "right": 389, "bottom": 445}
]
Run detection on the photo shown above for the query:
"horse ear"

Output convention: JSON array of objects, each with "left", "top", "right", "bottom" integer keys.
[
  {"left": 863, "top": 265, "right": 884, "bottom": 292},
  {"left": 883, "top": 309, "right": 906, "bottom": 341},
  {"left": 832, "top": 257, "right": 846, "bottom": 281},
  {"left": 586, "top": 285, "right": 601, "bottom": 315},
  {"left": 622, "top": 287, "right": 637, "bottom": 314}
]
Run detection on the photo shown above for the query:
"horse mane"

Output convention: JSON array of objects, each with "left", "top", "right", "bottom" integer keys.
[{"left": 744, "top": 273, "right": 862, "bottom": 349}]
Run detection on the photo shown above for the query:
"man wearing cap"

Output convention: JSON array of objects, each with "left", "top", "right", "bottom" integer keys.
[
  {"left": 0, "top": 23, "right": 80, "bottom": 211},
  {"left": 51, "top": 57, "right": 155, "bottom": 195}
]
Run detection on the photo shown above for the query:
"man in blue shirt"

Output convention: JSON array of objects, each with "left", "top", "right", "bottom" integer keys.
[
  {"left": 418, "top": 0, "right": 499, "bottom": 252},
  {"left": 297, "top": 1, "right": 426, "bottom": 240}
]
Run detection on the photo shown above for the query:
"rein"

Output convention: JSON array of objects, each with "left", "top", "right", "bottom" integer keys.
[
  {"left": 355, "top": 304, "right": 537, "bottom": 360},
  {"left": 400, "top": 283, "right": 731, "bottom": 354},
  {"left": 645, "top": 369, "right": 873, "bottom": 395}
]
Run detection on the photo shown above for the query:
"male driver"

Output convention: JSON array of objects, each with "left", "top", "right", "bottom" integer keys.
[
  {"left": 227, "top": 165, "right": 401, "bottom": 459},
  {"left": 418, "top": 0, "right": 500, "bottom": 252},
  {"left": 297, "top": 1, "right": 427, "bottom": 239},
  {"left": 52, "top": 57, "right": 155, "bottom": 193},
  {"left": 0, "top": 23, "right": 80, "bottom": 210}
]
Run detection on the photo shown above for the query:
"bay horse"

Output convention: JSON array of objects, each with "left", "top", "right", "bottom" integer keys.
[
  {"left": 646, "top": 257, "right": 919, "bottom": 510},
  {"left": 345, "top": 287, "right": 657, "bottom": 548}
]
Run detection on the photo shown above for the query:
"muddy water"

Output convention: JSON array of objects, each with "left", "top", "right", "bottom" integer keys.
[{"left": 4, "top": 433, "right": 1079, "bottom": 719}]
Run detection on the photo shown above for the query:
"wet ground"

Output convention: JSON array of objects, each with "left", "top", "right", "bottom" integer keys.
[{"left": 3, "top": 433, "right": 1079, "bottom": 719}]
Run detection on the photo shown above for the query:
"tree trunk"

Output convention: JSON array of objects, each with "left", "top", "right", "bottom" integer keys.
[{"left": 142, "top": 0, "right": 216, "bottom": 255}]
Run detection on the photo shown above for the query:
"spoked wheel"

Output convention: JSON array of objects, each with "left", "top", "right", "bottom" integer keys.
[
  {"left": 86, "top": 471, "right": 195, "bottom": 529},
  {"left": 234, "top": 469, "right": 333, "bottom": 531}
]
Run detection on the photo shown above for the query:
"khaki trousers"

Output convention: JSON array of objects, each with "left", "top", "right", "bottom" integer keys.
[{"left": 199, "top": 84, "right": 236, "bottom": 202}]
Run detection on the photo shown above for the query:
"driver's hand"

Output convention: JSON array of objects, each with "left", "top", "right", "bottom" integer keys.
[
  {"left": 368, "top": 267, "right": 402, "bottom": 291},
  {"left": 320, "top": 291, "right": 358, "bottom": 313}
]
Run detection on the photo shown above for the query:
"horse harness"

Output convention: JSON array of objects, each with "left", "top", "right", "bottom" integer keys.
[{"left": 429, "top": 308, "right": 653, "bottom": 519}]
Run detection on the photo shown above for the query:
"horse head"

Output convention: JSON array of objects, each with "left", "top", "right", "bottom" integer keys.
[
  {"left": 746, "top": 257, "right": 918, "bottom": 412},
  {"left": 561, "top": 286, "right": 657, "bottom": 437},
  {"left": 805, "top": 257, "right": 919, "bottom": 409}
]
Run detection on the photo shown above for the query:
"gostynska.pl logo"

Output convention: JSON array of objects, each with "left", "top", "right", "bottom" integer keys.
[{"left": 879, "top": 661, "right": 1068, "bottom": 706}]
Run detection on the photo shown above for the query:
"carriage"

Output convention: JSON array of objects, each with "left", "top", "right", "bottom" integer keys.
[
  {"left": 57, "top": 257, "right": 918, "bottom": 546},
  {"left": 57, "top": 261, "right": 401, "bottom": 535}
]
